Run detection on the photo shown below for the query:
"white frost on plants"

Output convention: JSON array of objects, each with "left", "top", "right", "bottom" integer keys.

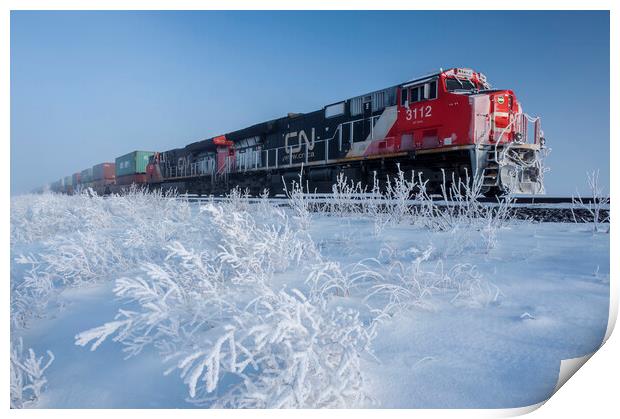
[
  {"left": 10, "top": 177, "right": 609, "bottom": 408},
  {"left": 10, "top": 338, "right": 55, "bottom": 408}
]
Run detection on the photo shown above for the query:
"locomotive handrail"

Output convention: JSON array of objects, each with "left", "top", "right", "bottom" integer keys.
[
  {"left": 492, "top": 112, "right": 543, "bottom": 164},
  {"left": 217, "top": 126, "right": 345, "bottom": 177}
]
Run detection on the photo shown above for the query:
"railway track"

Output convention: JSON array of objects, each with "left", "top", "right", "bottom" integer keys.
[{"left": 173, "top": 194, "right": 609, "bottom": 224}]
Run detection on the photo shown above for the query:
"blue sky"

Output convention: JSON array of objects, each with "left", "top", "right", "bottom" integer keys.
[{"left": 11, "top": 10, "right": 609, "bottom": 195}]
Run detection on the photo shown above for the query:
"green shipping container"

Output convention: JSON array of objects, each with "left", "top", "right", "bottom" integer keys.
[
  {"left": 115, "top": 151, "right": 155, "bottom": 177},
  {"left": 64, "top": 175, "right": 73, "bottom": 186},
  {"left": 80, "top": 168, "right": 93, "bottom": 183}
]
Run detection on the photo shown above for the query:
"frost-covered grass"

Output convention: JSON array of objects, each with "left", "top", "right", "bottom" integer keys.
[{"left": 10, "top": 183, "right": 609, "bottom": 408}]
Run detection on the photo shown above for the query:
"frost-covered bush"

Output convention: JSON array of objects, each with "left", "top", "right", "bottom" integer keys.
[
  {"left": 10, "top": 338, "right": 54, "bottom": 409},
  {"left": 11, "top": 254, "right": 57, "bottom": 329},
  {"left": 382, "top": 165, "right": 417, "bottom": 225},
  {"left": 11, "top": 189, "right": 200, "bottom": 336},
  {"left": 302, "top": 167, "right": 513, "bottom": 249},
  {"left": 417, "top": 170, "right": 512, "bottom": 232},
  {"left": 225, "top": 186, "right": 252, "bottom": 213},
  {"left": 327, "top": 172, "right": 367, "bottom": 216},
  {"left": 77, "top": 282, "right": 373, "bottom": 407},
  {"left": 304, "top": 239, "right": 501, "bottom": 323},
  {"left": 364, "top": 173, "right": 392, "bottom": 236},
  {"left": 10, "top": 191, "right": 112, "bottom": 245},
  {"left": 413, "top": 171, "right": 514, "bottom": 255},
  {"left": 572, "top": 170, "right": 610, "bottom": 233},
  {"left": 305, "top": 258, "right": 385, "bottom": 300},
  {"left": 201, "top": 202, "right": 316, "bottom": 283},
  {"left": 445, "top": 263, "right": 503, "bottom": 308},
  {"left": 117, "top": 190, "right": 196, "bottom": 259},
  {"left": 11, "top": 187, "right": 195, "bottom": 251},
  {"left": 10, "top": 188, "right": 209, "bottom": 413},
  {"left": 283, "top": 174, "right": 314, "bottom": 231},
  {"left": 40, "top": 231, "right": 127, "bottom": 287},
  {"left": 366, "top": 246, "right": 501, "bottom": 319},
  {"left": 178, "top": 290, "right": 373, "bottom": 408}
]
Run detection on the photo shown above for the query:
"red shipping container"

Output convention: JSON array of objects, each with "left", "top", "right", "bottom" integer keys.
[{"left": 92, "top": 162, "right": 116, "bottom": 181}]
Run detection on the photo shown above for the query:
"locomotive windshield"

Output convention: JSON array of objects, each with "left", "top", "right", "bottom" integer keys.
[{"left": 445, "top": 77, "right": 479, "bottom": 92}]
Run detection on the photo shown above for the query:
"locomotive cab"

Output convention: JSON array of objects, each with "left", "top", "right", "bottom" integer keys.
[{"left": 443, "top": 68, "right": 488, "bottom": 94}]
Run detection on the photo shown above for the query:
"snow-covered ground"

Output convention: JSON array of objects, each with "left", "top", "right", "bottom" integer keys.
[{"left": 10, "top": 188, "right": 609, "bottom": 409}]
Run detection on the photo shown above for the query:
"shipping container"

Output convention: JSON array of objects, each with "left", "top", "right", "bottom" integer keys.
[
  {"left": 92, "top": 162, "right": 115, "bottom": 181},
  {"left": 115, "top": 151, "right": 155, "bottom": 177},
  {"left": 64, "top": 175, "right": 73, "bottom": 186},
  {"left": 51, "top": 179, "right": 62, "bottom": 192},
  {"left": 72, "top": 172, "right": 81, "bottom": 186},
  {"left": 115, "top": 173, "right": 149, "bottom": 186},
  {"left": 80, "top": 168, "right": 93, "bottom": 184}
]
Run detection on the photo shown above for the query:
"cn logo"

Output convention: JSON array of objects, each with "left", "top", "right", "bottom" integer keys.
[{"left": 285, "top": 128, "right": 315, "bottom": 154}]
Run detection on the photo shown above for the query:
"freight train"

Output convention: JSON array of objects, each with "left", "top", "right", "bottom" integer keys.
[{"left": 47, "top": 68, "right": 548, "bottom": 197}]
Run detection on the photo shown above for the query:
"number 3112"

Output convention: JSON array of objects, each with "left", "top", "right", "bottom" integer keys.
[{"left": 405, "top": 105, "right": 432, "bottom": 121}]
